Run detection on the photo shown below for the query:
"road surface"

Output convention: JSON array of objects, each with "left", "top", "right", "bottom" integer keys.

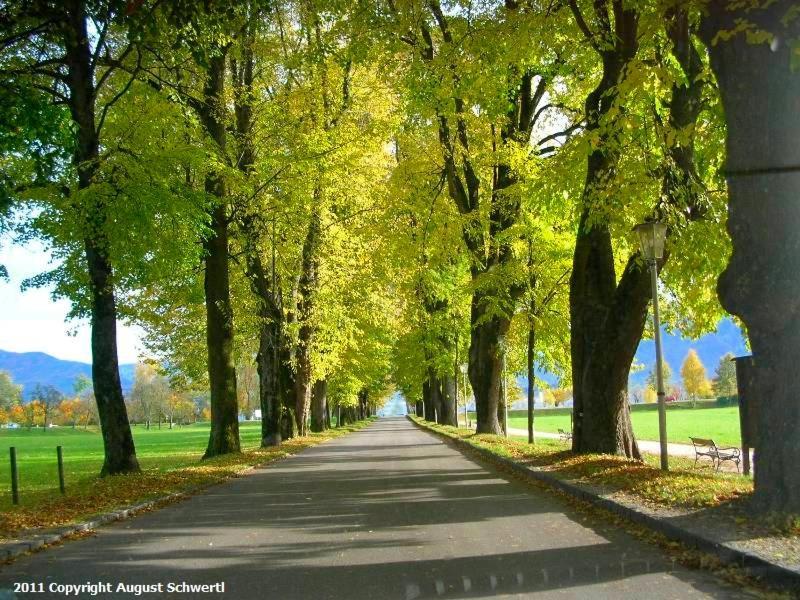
[{"left": 0, "top": 418, "right": 755, "bottom": 599}]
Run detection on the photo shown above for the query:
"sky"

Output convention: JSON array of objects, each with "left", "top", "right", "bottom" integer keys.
[{"left": 0, "top": 239, "right": 144, "bottom": 364}]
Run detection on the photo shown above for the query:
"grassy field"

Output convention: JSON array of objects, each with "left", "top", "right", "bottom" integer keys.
[
  {"left": 473, "top": 403, "right": 742, "bottom": 447},
  {"left": 0, "top": 422, "right": 267, "bottom": 511}
]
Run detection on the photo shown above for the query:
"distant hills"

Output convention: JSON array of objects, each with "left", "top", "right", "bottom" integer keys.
[
  {"left": 0, "top": 350, "right": 135, "bottom": 397},
  {"left": 0, "top": 319, "right": 747, "bottom": 400},
  {"left": 627, "top": 318, "right": 748, "bottom": 388}
]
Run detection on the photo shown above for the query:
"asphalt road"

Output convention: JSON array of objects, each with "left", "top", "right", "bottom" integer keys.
[{"left": 0, "top": 418, "right": 755, "bottom": 599}]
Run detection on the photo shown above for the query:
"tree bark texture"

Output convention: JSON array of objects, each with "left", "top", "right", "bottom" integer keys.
[
  {"left": 568, "top": 3, "right": 642, "bottom": 458},
  {"left": 294, "top": 205, "right": 322, "bottom": 436},
  {"left": 700, "top": 1, "right": 800, "bottom": 514},
  {"left": 232, "top": 37, "right": 283, "bottom": 448},
  {"left": 64, "top": 0, "right": 139, "bottom": 475},
  {"left": 199, "top": 51, "right": 240, "bottom": 458},
  {"left": 570, "top": 5, "right": 706, "bottom": 459},
  {"left": 311, "top": 379, "right": 328, "bottom": 432},
  {"left": 438, "top": 374, "right": 457, "bottom": 426}
]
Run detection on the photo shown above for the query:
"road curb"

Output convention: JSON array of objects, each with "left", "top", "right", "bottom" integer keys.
[
  {"left": 0, "top": 492, "right": 188, "bottom": 563},
  {"left": 409, "top": 417, "right": 800, "bottom": 593}
]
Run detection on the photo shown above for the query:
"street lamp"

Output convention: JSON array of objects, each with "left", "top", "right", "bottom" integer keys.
[
  {"left": 634, "top": 221, "right": 669, "bottom": 471},
  {"left": 460, "top": 364, "right": 469, "bottom": 428}
]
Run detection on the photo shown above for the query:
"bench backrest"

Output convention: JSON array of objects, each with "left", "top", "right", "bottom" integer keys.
[{"left": 690, "top": 437, "right": 716, "bottom": 448}]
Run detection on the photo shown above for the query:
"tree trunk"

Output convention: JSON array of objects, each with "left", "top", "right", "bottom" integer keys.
[
  {"left": 572, "top": 6, "right": 705, "bottom": 459},
  {"left": 422, "top": 374, "right": 441, "bottom": 423},
  {"left": 468, "top": 300, "right": 508, "bottom": 434},
  {"left": 200, "top": 51, "right": 240, "bottom": 458},
  {"left": 64, "top": 0, "right": 138, "bottom": 475},
  {"left": 311, "top": 379, "right": 327, "bottom": 432},
  {"left": 568, "top": 4, "right": 641, "bottom": 458},
  {"left": 439, "top": 374, "right": 457, "bottom": 426},
  {"left": 295, "top": 207, "right": 321, "bottom": 436},
  {"left": 256, "top": 314, "right": 282, "bottom": 447},
  {"left": 700, "top": 1, "right": 800, "bottom": 514},
  {"left": 231, "top": 32, "right": 282, "bottom": 449}
]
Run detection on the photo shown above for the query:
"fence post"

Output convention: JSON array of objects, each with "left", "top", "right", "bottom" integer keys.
[
  {"left": 10, "top": 447, "right": 19, "bottom": 505},
  {"left": 57, "top": 446, "right": 65, "bottom": 494}
]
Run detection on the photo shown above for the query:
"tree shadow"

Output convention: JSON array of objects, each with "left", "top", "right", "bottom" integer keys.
[{"left": 0, "top": 418, "right": 753, "bottom": 599}]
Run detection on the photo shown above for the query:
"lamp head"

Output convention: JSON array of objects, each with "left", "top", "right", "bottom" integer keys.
[{"left": 633, "top": 221, "right": 667, "bottom": 261}]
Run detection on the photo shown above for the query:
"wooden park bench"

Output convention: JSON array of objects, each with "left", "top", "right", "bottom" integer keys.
[
  {"left": 690, "top": 437, "right": 741, "bottom": 472},
  {"left": 558, "top": 428, "right": 572, "bottom": 442}
]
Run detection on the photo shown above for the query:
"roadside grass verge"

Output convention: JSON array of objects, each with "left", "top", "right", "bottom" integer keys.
[
  {"left": 484, "top": 403, "right": 742, "bottom": 447},
  {"left": 412, "top": 417, "right": 752, "bottom": 510},
  {"left": 0, "top": 420, "right": 374, "bottom": 539}
]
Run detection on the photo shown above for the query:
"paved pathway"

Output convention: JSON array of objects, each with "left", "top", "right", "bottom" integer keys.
[
  {"left": 502, "top": 426, "right": 751, "bottom": 473},
  {"left": 0, "top": 419, "right": 756, "bottom": 599}
]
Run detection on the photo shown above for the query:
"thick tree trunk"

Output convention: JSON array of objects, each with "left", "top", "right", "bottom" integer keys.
[
  {"left": 86, "top": 236, "right": 140, "bottom": 475},
  {"left": 295, "top": 208, "right": 321, "bottom": 436},
  {"left": 200, "top": 52, "right": 240, "bottom": 458},
  {"left": 64, "top": 0, "right": 138, "bottom": 475},
  {"left": 256, "top": 311, "right": 282, "bottom": 447},
  {"left": 311, "top": 379, "right": 327, "bottom": 432},
  {"left": 468, "top": 299, "right": 508, "bottom": 434},
  {"left": 439, "top": 374, "right": 457, "bottom": 426},
  {"left": 231, "top": 32, "right": 282, "bottom": 449},
  {"left": 569, "top": 5, "right": 641, "bottom": 458},
  {"left": 700, "top": 1, "right": 800, "bottom": 514},
  {"left": 572, "top": 7, "right": 705, "bottom": 459}
]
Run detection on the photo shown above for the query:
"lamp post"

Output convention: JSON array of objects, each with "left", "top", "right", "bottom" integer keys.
[
  {"left": 460, "top": 364, "right": 469, "bottom": 428},
  {"left": 634, "top": 221, "right": 669, "bottom": 471}
]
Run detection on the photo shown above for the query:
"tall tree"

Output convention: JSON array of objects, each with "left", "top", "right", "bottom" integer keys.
[
  {"left": 0, "top": 0, "right": 141, "bottom": 474},
  {"left": 699, "top": 0, "right": 800, "bottom": 514},
  {"left": 568, "top": 2, "right": 712, "bottom": 458},
  {"left": 391, "top": 1, "right": 578, "bottom": 433}
]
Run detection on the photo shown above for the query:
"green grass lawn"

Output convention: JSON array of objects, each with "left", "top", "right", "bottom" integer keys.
[
  {"left": 0, "top": 422, "right": 265, "bottom": 511},
  {"left": 482, "top": 404, "right": 742, "bottom": 447}
]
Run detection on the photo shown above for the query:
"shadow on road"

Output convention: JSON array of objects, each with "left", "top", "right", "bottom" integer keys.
[{"left": 0, "top": 418, "right": 753, "bottom": 599}]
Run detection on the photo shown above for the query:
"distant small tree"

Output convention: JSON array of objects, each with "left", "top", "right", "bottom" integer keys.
[
  {"left": 0, "top": 371, "right": 22, "bottom": 410},
  {"left": 31, "top": 384, "right": 63, "bottom": 428},
  {"left": 646, "top": 360, "right": 673, "bottom": 391},
  {"left": 22, "top": 400, "right": 44, "bottom": 429},
  {"left": 236, "top": 362, "right": 259, "bottom": 420},
  {"left": 551, "top": 388, "right": 572, "bottom": 406},
  {"left": 644, "top": 387, "right": 657, "bottom": 404},
  {"left": 58, "top": 398, "right": 81, "bottom": 428},
  {"left": 630, "top": 386, "right": 644, "bottom": 404},
  {"left": 713, "top": 353, "right": 738, "bottom": 398},
  {"left": 681, "top": 350, "right": 712, "bottom": 405},
  {"left": 9, "top": 403, "right": 24, "bottom": 426},
  {"left": 0, "top": 406, "right": 8, "bottom": 426}
]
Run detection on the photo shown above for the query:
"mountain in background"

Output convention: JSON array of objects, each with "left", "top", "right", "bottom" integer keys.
[
  {"left": 0, "top": 319, "right": 747, "bottom": 400},
  {"left": 628, "top": 318, "right": 747, "bottom": 388},
  {"left": 0, "top": 350, "right": 135, "bottom": 397}
]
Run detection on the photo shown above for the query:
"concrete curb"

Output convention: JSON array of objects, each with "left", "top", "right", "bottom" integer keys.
[
  {"left": 409, "top": 417, "right": 800, "bottom": 593},
  {"left": 0, "top": 492, "right": 187, "bottom": 563}
]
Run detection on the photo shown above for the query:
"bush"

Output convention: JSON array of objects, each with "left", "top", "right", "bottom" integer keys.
[{"left": 716, "top": 395, "right": 738, "bottom": 407}]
